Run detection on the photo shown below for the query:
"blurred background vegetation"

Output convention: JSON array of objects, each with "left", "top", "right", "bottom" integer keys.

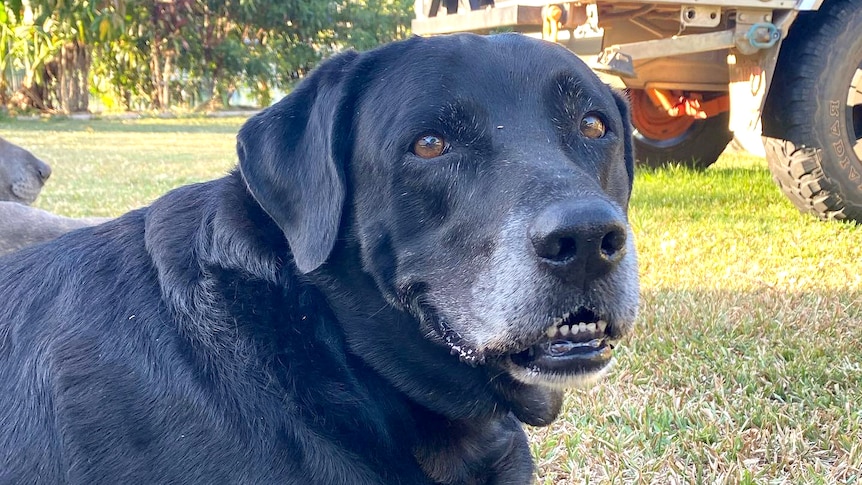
[{"left": 0, "top": 0, "right": 413, "bottom": 114}]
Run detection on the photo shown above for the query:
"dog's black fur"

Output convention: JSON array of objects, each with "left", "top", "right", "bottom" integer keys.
[{"left": 0, "top": 34, "right": 638, "bottom": 483}]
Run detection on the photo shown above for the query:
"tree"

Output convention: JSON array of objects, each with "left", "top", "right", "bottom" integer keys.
[
  {"left": 1, "top": 0, "right": 414, "bottom": 113},
  {"left": 339, "top": 0, "right": 413, "bottom": 51},
  {"left": 0, "top": 0, "right": 125, "bottom": 113}
]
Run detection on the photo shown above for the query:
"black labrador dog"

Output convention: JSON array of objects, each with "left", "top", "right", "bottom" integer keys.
[{"left": 0, "top": 34, "right": 638, "bottom": 483}]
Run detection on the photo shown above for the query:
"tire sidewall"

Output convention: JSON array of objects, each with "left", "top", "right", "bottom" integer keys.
[
  {"left": 810, "top": 8, "right": 862, "bottom": 209},
  {"left": 633, "top": 112, "right": 732, "bottom": 169}
]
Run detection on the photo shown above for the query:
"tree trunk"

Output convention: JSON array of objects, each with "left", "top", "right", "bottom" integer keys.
[
  {"left": 13, "top": 63, "right": 53, "bottom": 112},
  {"left": 149, "top": 39, "right": 174, "bottom": 111},
  {"left": 149, "top": 40, "right": 164, "bottom": 110},
  {"left": 161, "top": 52, "right": 172, "bottom": 109},
  {"left": 56, "top": 41, "right": 90, "bottom": 113}
]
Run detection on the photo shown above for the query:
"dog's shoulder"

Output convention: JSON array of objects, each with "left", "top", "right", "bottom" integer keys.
[
  {"left": 0, "top": 178, "right": 221, "bottom": 390},
  {"left": 0, "top": 175, "right": 430, "bottom": 483}
]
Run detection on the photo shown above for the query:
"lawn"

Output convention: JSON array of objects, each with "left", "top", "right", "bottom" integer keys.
[{"left": 2, "top": 117, "right": 861, "bottom": 483}]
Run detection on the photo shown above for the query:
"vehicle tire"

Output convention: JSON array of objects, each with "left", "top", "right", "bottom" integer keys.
[
  {"left": 761, "top": 0, "right": 862, "bottom": 221},
  {"left": 629, "top": 89, "right": 732, "bottom": 169}
]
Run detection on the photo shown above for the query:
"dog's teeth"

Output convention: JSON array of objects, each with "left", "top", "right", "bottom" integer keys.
[
  {"left": 578, "top": 322, "right": 587, "bottom": 333},
  {"left": 562, "top": 312, "right": 571, "bottom": 320},
  {"left": 559, "top": 325, "right": 570, "bottom": 336},
  {"left": 598, "top": 320, "right": 608, "bottom": 333},
  {"left": 546, "top": 326, "right": 557, "bottom": 338},
  {"left": 585, "top": 322, "right": 596, "bottom": 333}
]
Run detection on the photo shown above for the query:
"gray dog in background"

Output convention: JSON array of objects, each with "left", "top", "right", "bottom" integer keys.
[
  {"left": 0, "top": 136, "right": 107, "bottom": 255},
  {"left": 0, "top": 202, "right": 109, "bottom": 255},
  {"left": 0, "top": 136, "right": 52, "bottom": 204}
]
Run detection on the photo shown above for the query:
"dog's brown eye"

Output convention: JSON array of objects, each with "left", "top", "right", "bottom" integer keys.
[
  {"left": 580, "top": 114, "right": 606, "bottom": 139},
  {"left": 413, "top": 134, "right": 448, "bottom": 158}
]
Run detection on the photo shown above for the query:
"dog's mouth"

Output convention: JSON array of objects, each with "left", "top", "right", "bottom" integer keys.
[
  {"left": 11, "top": 181, "right": 40, "bottom": 202},
  {"left": 426, "top": 301, "right": 622, "bottom": 389},
  {"left": 505, "top": 307, "right": 618, "bottom": 388}
]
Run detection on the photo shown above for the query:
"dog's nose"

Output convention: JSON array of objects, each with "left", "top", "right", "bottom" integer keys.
[
  {"left": 34, "top": 160, "right": 52, "bottom": 182},
  {"left": 530, "top": 199, "right": 628, "bottom": 282}
]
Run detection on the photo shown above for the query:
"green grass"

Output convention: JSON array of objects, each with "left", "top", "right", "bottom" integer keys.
[
  {"left": 2, "top": 117, "right": 241, "bottom": 217},
  {"left": 2, "top": 118, "right": 861, "bottom": 483}
]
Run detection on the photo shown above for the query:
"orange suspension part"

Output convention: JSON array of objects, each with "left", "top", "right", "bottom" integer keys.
[
  {"left": 645, "top": 88, "right": 730, "bottom": 119},
  {"left": 630, "top": 89, "right": 695, "bottom": 140},
  {"left": 542, "top": 5, "right": 564, "bottom": 41}
]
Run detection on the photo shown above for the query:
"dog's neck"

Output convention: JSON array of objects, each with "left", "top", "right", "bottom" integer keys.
[{"left": 143, "top": 175, "right": 430, "bottom": 471}]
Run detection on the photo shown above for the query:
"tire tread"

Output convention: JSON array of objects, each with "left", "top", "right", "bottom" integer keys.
[{"left": 762, "top": 0, "right": 862, "bottom": 221}]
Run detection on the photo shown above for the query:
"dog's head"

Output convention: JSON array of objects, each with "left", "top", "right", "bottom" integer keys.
[
  {"left": 238, "top": 33, "right": 638, "bottom": 423},
  {"left": 0, "top": 137, "right": 52, "bottom": 205}
]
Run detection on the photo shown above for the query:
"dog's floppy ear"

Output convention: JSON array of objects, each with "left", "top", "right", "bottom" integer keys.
[
  {"left": 237, "top": 51, "right": 360, "bottom": 273},
  {"left": 612, "top": 90, "right": 635, "bottom": 189}
]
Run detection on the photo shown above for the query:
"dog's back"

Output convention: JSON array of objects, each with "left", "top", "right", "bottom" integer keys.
[
  {"left": 0, "top": 207, "right": 162, "bottom": 481},
  {"left": 0, "top": 181, "right": 282, "bottom": 482}
]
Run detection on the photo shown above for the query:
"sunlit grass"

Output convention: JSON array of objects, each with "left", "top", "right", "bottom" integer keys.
[
  {"left": 2, "top": 117, "right": 860, "bottom": 482},
  {"left": 2, "top": 117, "right": 242, "bottom": 217}
]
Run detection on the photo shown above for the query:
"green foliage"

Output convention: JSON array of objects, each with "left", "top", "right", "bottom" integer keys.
[
  {"left": 0, "top": 0, "right": 414, "bottom": 111},
  {"left": 0, "top": 6, "right": 58, "bottom": 86},
  {"left": 340, "top": 0, "right": 414, "bottom": 50}
]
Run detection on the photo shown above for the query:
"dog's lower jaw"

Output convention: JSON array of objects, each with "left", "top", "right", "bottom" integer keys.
[
  {"left": 504, "top": 355, "right": 616, "bottom": 391},
  {"left": 11, "top": 181, "right": 40, "bottom": 204}
]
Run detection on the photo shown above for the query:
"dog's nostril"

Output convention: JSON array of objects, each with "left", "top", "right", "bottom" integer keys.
[
  {"left": 36, "top": 162, "right": 52, "bottom": 181},
  {"left": 557, "top": 237, "right": 577, "bottom": 261},
  {"left": 551, "top": 236, "right": 577, "bottom": 262},
  {"left": 600, "top": 227, "right": 626, "bottom": 260},
  {"left": 531, "top": 231, "right": 576, "bottom": 263}
]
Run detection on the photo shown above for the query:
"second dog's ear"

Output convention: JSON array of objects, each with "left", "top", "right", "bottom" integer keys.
[{"left": 237, "top": 51, "right": 359, "bottom": 274}]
